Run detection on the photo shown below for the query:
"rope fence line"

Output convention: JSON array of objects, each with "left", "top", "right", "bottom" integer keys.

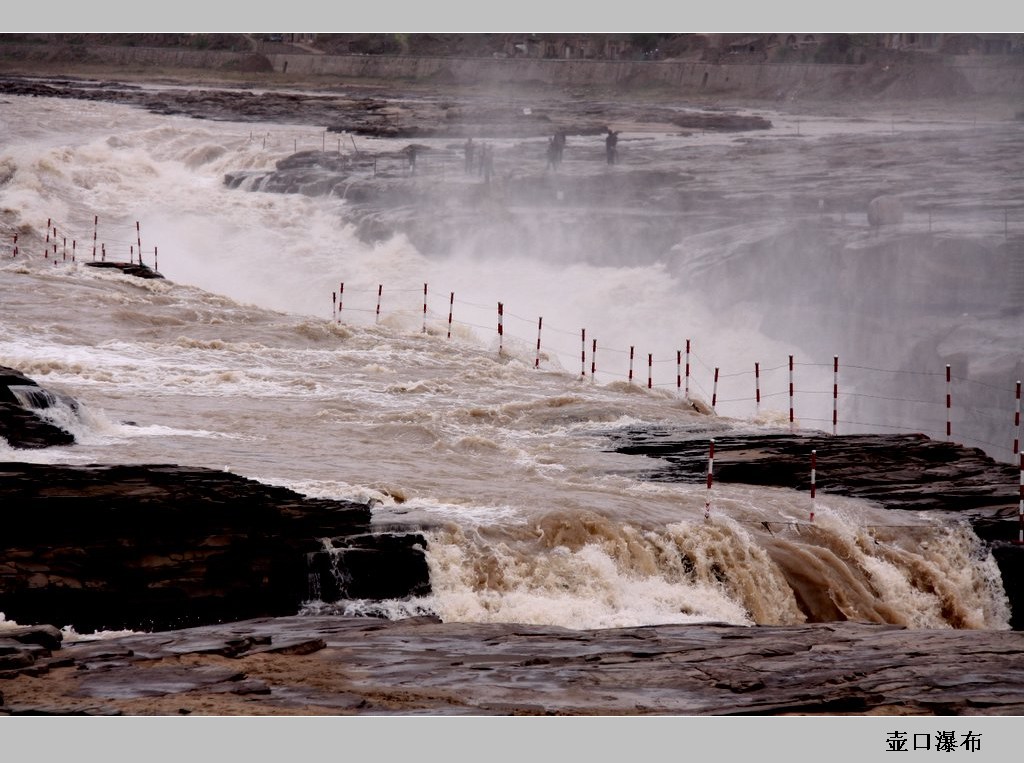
[
  {"left": 700, "top": 438, "right": 1023, "bottom": 543},
  {"left": 328, "top": 279, "right": 1024, "bottom": 463},
  {"left": 5, "top": 218, "right": 1021, "bottom": 464},
  {"left": 3, "top": 216, "right": 160, "bottom": 270}
]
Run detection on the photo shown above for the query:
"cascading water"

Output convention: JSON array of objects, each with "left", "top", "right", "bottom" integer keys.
[{"left": 0, "top": 86, "right": 1019, "bottom": 632}]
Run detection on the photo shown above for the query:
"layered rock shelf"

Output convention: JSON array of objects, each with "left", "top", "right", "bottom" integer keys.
[
  {"left": 607, "top": 428, "right": 1024, "bottom": 628},
  {"left": 0, "top": 462, "right": 430, "bottom": 633},
  {"left": 3, "top": 616, "right": 1024, "bottom": 716},
  {"left": 0, "top": 365, "right": 77, "bottom": 449}
]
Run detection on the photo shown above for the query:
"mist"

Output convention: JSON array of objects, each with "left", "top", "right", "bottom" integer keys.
[{"left": 2, "top": 89, "right": 1021, "bottom": 461}]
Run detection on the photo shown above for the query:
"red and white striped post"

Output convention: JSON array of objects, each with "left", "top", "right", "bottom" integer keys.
[
  {"left": 422, "top": 283, "right": 428, "bottom": 333},
  {"left": 685, "top": 339, "right": 691, "bottom": 398},
  {"left": 704, "top": 438, "right": 715, "bottom": 519},
  {"left": 63, "top": 237, "right": 68, "bottom": 262},
  {"left": 810, "top": 449, "right": 817, "bottom": 522},
  {"left": 447, "top": 292, "right": 454, "bottom": 339},
  {"left": 497, "top": 302, "right": 504, "bottom": 353},
  {"left": 332, "top": 291, "right": 336, "bottom": 321},
  {"left": 92, "top": 215, "right": 98, "bottom": 260},
  {"left": 154, "top": 245, "right": 158, "bottom": 272},
  {"left": 338, "top": 282, "right": 344, "bottom": 322},
  {"left": 712, "top": 367, "right": 719, "bottom": 411},
  {"left": 628, "top": 346, "right": 635, "bottom": 384},
  {"left": 945, "top": 364, "right": 952, "bottom": 440},
  {"left": 788, "top": 355, "right": 795, "bottom": 432},
  {"left": 129, "top": 244, "right": 133, "bottom": 264},
  {"left": 376, "top": 284, "right": 383, "bottom": 324},
  {"left": 1013, "top": 380, "right": 1021, "bottom": 456},
  {"left": 136, "top": 221, "right": 142, "bottom": 266},
  {"left": 580, "top": 329, "right": 586, "bottom": 378},
  {"left": 535, "top": 317, "right": 543, "bottom": 369},
  {"left": 101, "top": 243, "right": 106, "bottom": 262},
  {"left": 591, "top": 339, "right": 597, "bottom": 380},
  {"left": 72, "top": 240, "right": 76, "bottom": 262},
  {"left": 677, "top": 350, "right": 682, "bottom": 394},
  {"left": 832, "top": 355, "right": 839, "bottom": 436},
  {"left": 647, "top": 353, "right": 653, "bottom": 389},
  {"left": 755, "top": 362, "right": 761, "bottom": 413},
  {"left": 1018, "top": 453, "right": 1023, "bottom": 544}
]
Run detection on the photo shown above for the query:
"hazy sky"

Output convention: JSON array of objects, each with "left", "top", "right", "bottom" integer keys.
[{"left": 2, "top": 2, "right": 1015, "bottom": 34}]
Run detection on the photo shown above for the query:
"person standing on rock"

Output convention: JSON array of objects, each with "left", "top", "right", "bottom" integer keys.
[
  {"left": 605, "top": 128, "right": 619, "bottom": 165},
  {"left": 407, "top": 144, "right": 418, "bottom": 175},
  {"left": 464, "top": 138, "right": 475, "bottom": 174},
  {"left": 483, "top": 144, "right": 494, "bottom": 184},
  {"left": 552, "top": 130, "right": 566, "bottom": 168}
]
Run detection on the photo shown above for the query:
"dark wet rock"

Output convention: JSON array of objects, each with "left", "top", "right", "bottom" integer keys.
[
  {"left": 607, "top": 429, "right": 1024, "bottom": 628},
  {"left": 0, "top": 365, "right": 77, "bottom": 448},
  {"left": 0, "top": 462, "right": 430, "bottom": 633},
  {"left": 2, "top": 615, "right": 1024, "bottom": 715},
  {"left": 609, "top": 430, "right": 1020, "bottom": 514},
  {"left": 0, "top": 76, "right": 774, "bottom": 140},
  {"left": 84, "top": 261, "right": 164, "bottom": 279}
]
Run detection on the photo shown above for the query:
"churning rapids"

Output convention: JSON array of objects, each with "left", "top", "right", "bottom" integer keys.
[{"left": 0, "top": 85, "right": 1020, "bottom": 632}]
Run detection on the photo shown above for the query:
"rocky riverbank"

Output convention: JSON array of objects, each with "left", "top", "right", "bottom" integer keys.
[{"left": 3, "top": 615, "right": 1023, "bottom": 716}]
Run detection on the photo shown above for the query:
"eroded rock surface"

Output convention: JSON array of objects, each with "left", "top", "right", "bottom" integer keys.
[
  {"left": 0, "top": 462, "right": 430, "bottom": 633},
  {"left": 2, "top": 616, "right": 1023, "bottom": 716}
]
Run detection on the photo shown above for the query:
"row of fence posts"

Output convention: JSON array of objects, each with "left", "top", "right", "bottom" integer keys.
[
  {"left": 701, "top": 439, "right": 1023, "bottom": 544},
  {"left": 330, "top": 282, "right": 1024, "bottom": 458},
  {"left": 6, "top": 218, "right": 158, "bottom": 271}
]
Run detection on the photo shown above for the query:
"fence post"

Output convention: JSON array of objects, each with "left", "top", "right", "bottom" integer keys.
[
  {"left": 832, "top": 355, "right": 839, "bottom": 436},
  {"left": 581, "top": 329, "right": 587, "bottom": 378},
  {"left": 810, "top": 449, "right": 817, "bottom": 522},
  {"left": 789, "top": 355, "right": 795, "bottom": 432},
  {"left": 535, "top": 317, "right": 543, "bottom": 369},
  {"left": 376, "top": 284, "right": 383, "bottom": 324},
  {"left": 628, "top": 346, "right": 635, "bottom": 384},
  {"left": 685, "top": 339, "right": 691, "bottom": 398},
  {"left": 338, "top": 282, "right": 344, "bottom": 322},
  {"left": 704, "top": 439, "right": 715, "bottom": 519},
  {"left": 712, "top": 367, "right": 719, "bottom": 412},
  {"left": 1018, "top": 453, "right": 1023, "bottom": 545},
  {"left": 591, "top": 339, "right": 596, "bottom": 380},
  {"left": 647, "top": 353, "right": 653, "bottom": 389},
  {"left": 422, "top": 283, "right": 428, "bottom": 333},
  {"left": 447, "top": 292, "right": 454, "bottom": 339},
  {"left": 1014, "top": 380, "right": 1021, "bottom": 456},
  {"left": 946, "top": 364, "right": 952, "bottom": 440},
  {"left": 497, "top": 302, "right": 503, "bottom": 353},
  {"left": 755, "top": 362, "right": 761, "bottom": 413}
]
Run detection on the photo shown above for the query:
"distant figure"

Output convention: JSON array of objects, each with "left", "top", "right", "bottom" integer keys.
[
  {"left": 605, "top": 129, "right": 619, "bottom": 165},
  {"left": 546, "top": 137, "right": 557, "bottom": 170},
  {"left": 482, "top": 144, "right": 494, "bottom": 184},
  {"left": 552, "top": 131, "right": 566, "bottom": 168},
  {"left": 407, "top": 144, "right": 418, "bottom": 175},
  {"left": 464, "top": 137, "right": 475, "bottom": 174}
]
